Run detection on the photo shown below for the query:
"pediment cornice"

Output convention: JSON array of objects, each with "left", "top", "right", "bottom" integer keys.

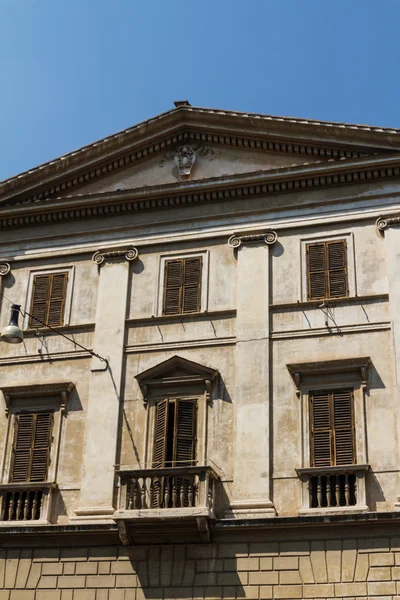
[
  {"left": 2, "top": 106, "right": 399, "bottom": 208},
  {"left": 0, "top": 153, "right": 399, "bottom": 231}
]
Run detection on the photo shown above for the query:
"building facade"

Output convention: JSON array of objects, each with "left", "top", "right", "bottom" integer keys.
[{"left": 0, "top": 104, "right": 400, "bottom": 598}]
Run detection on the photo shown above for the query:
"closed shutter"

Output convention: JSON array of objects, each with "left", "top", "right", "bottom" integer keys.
[
  {"left": 310, "top": 390, "right": 355, "bottom": 467},
  {"left": 310, "top": 392, "right": 332, "bottom": 467},
  {"left": 163, "top": 258, "right": 202, "bottom": 315},
  {"left": 152, "top": 399, "right": 168, "bottom": 468},
  {"left": 11, "top": 412, "right": 53, "bottom": 483},
  {"left": 333, "top": 390, "right": 355, "bottom": 465},
  {"left": 29, "top": 272, "right": 68, "bottom": 328},
  {"left": 173, "top": 399, "right": 197, "bottom": 467},
  {"left": 307, "top": 240, "right": 348, "bottom": 300}
]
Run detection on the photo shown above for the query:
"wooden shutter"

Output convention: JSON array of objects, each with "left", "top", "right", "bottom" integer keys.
[
  {"left": 333, "top": 390, "right": 355, "bottom": 465},
  {"left": 310, "top": 392, "right": 332, "bottom": 467},
  {"left": 182, "top": 258, "right": 202, "bottom": 314},
  {"left": 163, "top": 258, "right": 202, "bottom": 315},
  {"left": 11, "top": 412, "right": 53, "bottom": 483},
  {"left": 163, "top": 261, "right": 183, "bottom": 315},
  {"left": 306, "top": 241, "right": 348, "bottom": 300},
  {"left": 152, "top": 399, "right": 168, "bottom": 468},
  {"left": 310, "top": 389, "right": 355, "bottom": 467},
  {"left": 29, "top": 272, "right": 68, "bottom": 328},
  {"left": 173, "top": 399, "right": 197, "bottom": 467}
]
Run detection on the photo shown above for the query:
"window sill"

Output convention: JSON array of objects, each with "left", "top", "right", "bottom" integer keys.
[{"left": 298, "top": 505, "right": 369, "bottom": 517}]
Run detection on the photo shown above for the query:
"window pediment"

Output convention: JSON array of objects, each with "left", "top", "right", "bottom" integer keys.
[{"left": 135, "top": 355, "right": 218, "bottom": 404}]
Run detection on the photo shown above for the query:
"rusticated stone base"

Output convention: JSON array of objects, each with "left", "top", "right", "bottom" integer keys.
[{"left": 2, "top": 531, "right": 400, "bottom": 598}]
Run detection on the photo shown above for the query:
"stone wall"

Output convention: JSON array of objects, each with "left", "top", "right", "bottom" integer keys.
[{"left": 3, "top": 535, "right": 400, "bottom": 599}]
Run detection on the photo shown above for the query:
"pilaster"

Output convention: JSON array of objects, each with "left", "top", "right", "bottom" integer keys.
[
  {"left": 228, "top": 231, "right": 277, "bottom": 518},
  {"left": 74, "top": 246, "right": 138, "bottom": 520}
]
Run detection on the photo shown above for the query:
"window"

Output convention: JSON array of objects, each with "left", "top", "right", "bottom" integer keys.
[
  {"left": 29, "top": 272, "right": 68, "bottom": 328},
  {"left": 153, "top": 398, "right": 197, "bottom": 468},
  {"left": 163, "top": 257, "right": 202, "bottom": 315},
  {"left": 10, "top": 412, "right": 53, "bottom": 483},
  {"left": 310, "top": 389, "right": 355, "bottom": 467},
  {"left": 306, "top": 240, "right": 348, "bottom": 300}
]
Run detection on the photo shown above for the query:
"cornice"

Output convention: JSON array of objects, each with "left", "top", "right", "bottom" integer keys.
[
  {"left": 1, "top": 154, "right": 400, "bottom": 231},
  {"left": 1, "top": 128, "right": 375, "bottom": 208}
]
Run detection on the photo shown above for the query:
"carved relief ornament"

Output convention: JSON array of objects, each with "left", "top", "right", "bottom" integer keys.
[
  {"left": 92, "top": 246, "right": 139, "bottom": 265},
  {"left": 174, "top": 145, "right": 196, "bottom": 176},
  {"left": 228, "top": 231, "right": 278, "bottom": 248}
]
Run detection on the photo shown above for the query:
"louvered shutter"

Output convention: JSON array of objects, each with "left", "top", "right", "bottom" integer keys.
[
  {"left": 11, "top": 412, "right": 53, "bottom": 483},
  {"left": 333, "top": 390, "right": 355, "bottom": 465},
  {"left": 30, "top": 272, "right": 68, "bottom": 328},
  {"left": 307, "top": 241, "right": 348, "bottom": 301},
  {"left": 152, "top": 399, "right": 168, "bottom": 468},
  {"left": 173, "top": 399, "right": 197, "bottom": 467},
  {"left": 29, "top": 276, "right": 51, "bottom": 328},
  {"left": 327, "top": 241, "right": 348, "bottom": 298},
  {"left": 47, "top": 273, "right": 68, "bottom": 327},
  {"left": 310, "top": 392, "right": 332, "bottom": 467},
  {"left": 163, "top": 261, "right": 183, "bottom": 315},
  {"left": 182, "top": 258, "right": 202, "bottom": 314}
]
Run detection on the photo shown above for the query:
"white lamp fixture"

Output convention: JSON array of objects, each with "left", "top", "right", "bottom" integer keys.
[{"left": 0, "top": 304, "right": 24, "bottom": 344}]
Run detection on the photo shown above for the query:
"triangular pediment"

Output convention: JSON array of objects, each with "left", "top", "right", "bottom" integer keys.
[
  {"left": 136, "top": 355, "right": 218, "bottom": 388},
  {"left": 2, "top": 105, "right": 400, "bottom": 209}
]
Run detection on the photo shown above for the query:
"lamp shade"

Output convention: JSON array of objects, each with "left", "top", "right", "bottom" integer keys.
[{"left": 1, "top": 305, "right": 24, "bottom": 344}]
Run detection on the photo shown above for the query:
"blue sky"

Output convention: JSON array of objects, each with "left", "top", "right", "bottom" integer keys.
[{"left": 1, "top": 0, "right": 400, "bottom": 181}]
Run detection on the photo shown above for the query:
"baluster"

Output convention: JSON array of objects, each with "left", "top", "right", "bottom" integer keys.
[
  {"left": 345, "top": 473, "right": 350, "bottom": 506},
  {"left": 8, "top": 492, "right": 15, "bottom": 521},
  {"left": 165, "top": 476, "right": 170, "bottom": 508},
  {"left": 335, "top": 476, "right": 340, "bottom": 506},
  {"left": 317, "top": 476, "right": 322, "bottom": 508},
  {"left": 23, "top": 492, "right": 30, "bottom": 520},
  {"left": 354, "top": 476, "right": 357, "bottom": 505},
  {"left": 180, "top": 479, "right": 184, "bottom": 507},
  {"left": 188, "top": 475, "right": 193, "bottom": 507},
  {"left": 208, "top": 477, "right": 214, "bottom": 510},
  {"left": 140, "top": 477, "right": 146, "bottom": 509},
  {"left": 308, "top": 476, "right": 312, "bottom": 508},
  {"left": 148, "top": 478, "right": 153, "bottom": 509},
  {"left": 32, "top": 491, "right": 39, "bottom": 520},
  {"left": 172, "top": 477, "right": 177, "bottom": 508},
  {"left": 194, "top": 474, "right": 200, "bottom": 507},
  {"left": 326, "top": 476, "right": 331, "bottom": 507},
  {"left": 129, "top": 479, "right": 135, "bottom": 509},
  {"left": 16, "top": 492, "right": 23, "bottom": 520}
]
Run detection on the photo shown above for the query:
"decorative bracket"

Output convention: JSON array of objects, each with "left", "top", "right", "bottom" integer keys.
[
  {"left": 228, "top": 231, "right": 278, "bottom": 249},
  {"left": 376, "top": 215, "right": 400, "bottom": 235},
  {"left": 92, "top": 246, "right": 139, "bottom": 266},
  {"left": 0, "top": 263, "right": 11, "bottom": 276}
]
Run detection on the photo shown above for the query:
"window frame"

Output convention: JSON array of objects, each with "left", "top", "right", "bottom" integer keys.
[
  {"left": 23, "top": 266, "right": 75, "bottom": 330},
  {"left": 155, "top": 250, "right": 209, "bottom": 317},
  {"left": 300, "top": 232, "right": 356, "bottom": 302}
]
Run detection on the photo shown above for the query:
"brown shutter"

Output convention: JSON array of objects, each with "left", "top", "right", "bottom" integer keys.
[
  {"left": 327, "top": 241, "right": 348, "bottom": 298},
  {"left": 333, "top": 390, "right": 355, "bottom": 465},
  {"left": 173, "top": 399, "right": 197, "bottom": 467},
  {"left": 182, "top": 257, "right": 202, "bottom": 314},
  {"left": 307, "top": 241, "right": 348, "bottom": 300},
  {"left": 47, "top": 273, "right": 68, "bottom": 327},
  {"left": 310, "top": 392, "right": 332, "bottom": 467},
  {"left": 152, "top": 399, "right": 168, "bottom": 468},
  {"left": 11, "top": 412, "right": 53, "bottom": 483},
  {"left": 30, "top": 272, "right": 68, "bottom": 328},
  {"left": 163, "top": 261, "right": 183, "bottom": 315}
]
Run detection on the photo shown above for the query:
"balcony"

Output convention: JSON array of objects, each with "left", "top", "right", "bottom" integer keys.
[
  {"left": 114, "top": 465, "right": 220, "bottom": 544},
  {"left": 0, "top": 482, "right": 57, "bottom": 523},
  {"left": 296, "top": 465, "right": 369, "bottom": 515}
]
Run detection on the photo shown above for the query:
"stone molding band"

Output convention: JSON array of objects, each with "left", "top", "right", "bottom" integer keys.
[
  {"left": 92, "top": 247, "right": 139, "bottom": 265},
  {"left": 376, "top": 215, "right": 400, "bottom": 232},
  {"left": 228, "top": 231, "right": 278, "bottom": 248}
]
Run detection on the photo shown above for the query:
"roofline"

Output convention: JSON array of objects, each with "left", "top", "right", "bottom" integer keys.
[{"left": 2, "top": 104, "right": 400, "bottom": 199}]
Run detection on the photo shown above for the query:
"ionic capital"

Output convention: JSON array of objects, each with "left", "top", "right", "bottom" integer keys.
[
  {"left": 92, "top": 246, "right": 139, "bottom": 266},
  {"left": 376, "top": 215, "right": 400, "bottom": 234},
  {"left": 228, "top": 231, "right": 278, "bottom": 249},
  {"left": 0, "top": 263, "right": 11, "bottom": 276}
]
